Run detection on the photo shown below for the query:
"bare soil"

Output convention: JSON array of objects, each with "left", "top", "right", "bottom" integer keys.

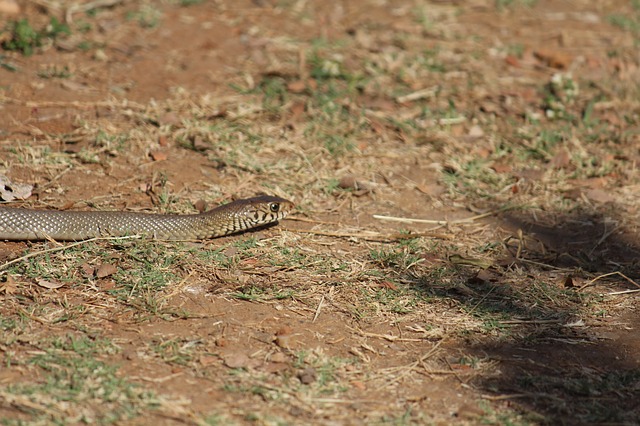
[{"left": 1, "top": 0, "right": 640, "bottom": 425}]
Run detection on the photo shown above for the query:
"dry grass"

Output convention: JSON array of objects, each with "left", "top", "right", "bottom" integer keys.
[{"left": 1, "top": 0, "right": 640, "bottom": 424}]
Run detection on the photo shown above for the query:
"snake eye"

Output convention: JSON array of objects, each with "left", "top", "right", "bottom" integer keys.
[{"left": 269, "top": 203, "right": 280, "bottom": 213}]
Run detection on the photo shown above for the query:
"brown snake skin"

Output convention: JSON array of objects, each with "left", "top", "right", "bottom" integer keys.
[{"left": 0, "top": 195, "right": 293, "bottom": 241}]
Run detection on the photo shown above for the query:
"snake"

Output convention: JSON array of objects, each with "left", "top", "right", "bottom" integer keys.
[{"left": 0, "top": 195, "right": 293, "bottom": 241}]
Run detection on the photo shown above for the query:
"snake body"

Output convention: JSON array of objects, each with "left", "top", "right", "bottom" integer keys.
[{"left": 0, "top": 195, "right": 293, "bottom": 241}]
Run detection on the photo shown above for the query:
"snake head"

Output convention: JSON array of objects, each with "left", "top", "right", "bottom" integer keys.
[{"left": 232, "top": 195, "right": 294, "bottom": 228}]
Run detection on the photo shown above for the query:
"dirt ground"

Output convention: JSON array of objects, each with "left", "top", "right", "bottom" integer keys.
[{"left": 1, "top": 0, "right": 640, "bottom": 424}]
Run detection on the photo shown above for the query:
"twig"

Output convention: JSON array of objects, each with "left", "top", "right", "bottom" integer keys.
[
  {"left": 606, "top": 289, "right": 640, "bottom": 296},
  {"left": 396, "top": 87, "right": 438, "bottom": 103},
  {"left": 2, "top": 96, "right": 147, "bottom": 111},
  {"left": 373, "top": 205, "right": 518, "bottom": 226},
  {"left": 65, "top": 0, "right": 125, "bottom": 23},
  {"left": 579, "top": 271, "right": 640, "bottom": 291},
  {"left": 285, "top": 228, "right": 451, "bottom": 241},
  {"left": 467, "top": 286, "right": 497, "bottom": 315},
  {"left": 312, "top": 295, "right": 324, "bottom": 322}
]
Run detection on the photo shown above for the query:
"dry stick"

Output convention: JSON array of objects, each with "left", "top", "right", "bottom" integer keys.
[
  {"left": 312, "top": 295, "right": 324, "bottom": 322},
  {"left": 466, "top": 285, "right": 497, "bottom": 316},
  {"left": 377, "top": 341, "right": 443, "bottom": 390},
  {"left": 65, "top": 0, "right": 125, "bottom": 22},
  {"left": 0, "top": 235, "right": 142, "bottom": 272},
  {"left": 373, "top": 205, "right": 518, "bottom": 226},
  {"left": 2, "top": 96, "right": 147, "bottom": 111},
  {"left": 579, "top": 271, "right": 640, "bottom": 291},
  {"left": 607, "top": 289, "right": 640, "bottom": 295},
  {"left": 286, "top": 228, "right": 449, "bottom": 241}
]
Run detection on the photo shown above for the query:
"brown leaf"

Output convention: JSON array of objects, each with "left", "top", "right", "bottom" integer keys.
[
  {"left": 276, "top": 326, "right": 293, "bottom": 336},
  {"left": 159, "top": 112, "right": 180, "bottom": 126},
  {"left": 223, "top": 353, "right": 250, "bottom": 369},
  {"left": 379, "top": 281, "right": 398, "bottom": 290},
  {"left": 0, "top": 175, "right": 33, "bottom": 201},
  {"left": 351, "top": 380, "right": 367, "bottom": 390},
  {"left": 194, "top": 199, "right": 207, "bottom": 213},
  {"left": 563, "top": 275, "right": 575, "bottom": 288},
  {"left": 467, "top": 125, "right": 484, "bottom": 139},
  {"left": 515, "top": 169, "right": 545, "bottom": 181},
  {"left": 297, "top": 367, "right": 317, "bottom": 384},
  {"left": 0, "top": 275, "right": 19, "bottom": 295},
  {"left": 469, "top": 269, "right": 497, "bottom": 285},
  {"left": 96, "top": 263, "right": 118, "bottom": 278},
  {"left": 0, "top": 0, "right": 21, "bottom": 15},
  {"left": 550, "top": 148, "right": 571, "bottom": 169},
  {"left": 288, "top": 100, "right": 306, "bottom": 122},
  {"left": 270, "top": 352, "right": 289, "bottom": 363},
  {"left": 262, "top": 362, "right": 289, "bottom": 374},
  {"left": 368, "top": 118, "right": 386, "bottom": 135},
  {"left": 101, "top": 280, "right": 116, "bottom": 290},
  {"left": 150, "top": 150, "right": 168, "bottom": 161},
  {"left": 36, "top": 279, "right": 64, "bottom": 289},
  {"left": 534, "top": 49, "right": 573, "bottom": 70},
  {"left": 414, "top": 183, "right": 445, "bottom": 197},
  {"left": 275, "top": 335, "right": 293, "bottom": 349},
  {"left": 505, "top": 55, "right": 520, "bottom": 68},
  {"left": 585, "top": 188, "right": 616, "bottom": 204},
  {"left": 199, "top": 354, "right": 218, "bottom": 367},
  {"left": 80, "top": 263, "right": 95, "bottom": 276},
  {"left": 191, "top": 136, "right": 209, "bottom": 151},
  {"left": 490, "top": 161, "right": 512, "bottom": 174},
  {"left": 287, "top": 80, "right": 307, "bottom": 93}
]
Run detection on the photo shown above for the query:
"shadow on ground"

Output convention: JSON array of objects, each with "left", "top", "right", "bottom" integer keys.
[{"left": 421, "top": 207, "right": 640, "bottom": 423}]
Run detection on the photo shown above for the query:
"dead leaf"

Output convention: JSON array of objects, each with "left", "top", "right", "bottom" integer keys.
[
  {"left": 0, "top": 0, "right": 20, "bottom": 15},
  {"left": 80, "top": 263, "right": 95, "bottom": 276},
  {"left": 287, "top": 80, "right": 307, "bottom": 93},
  {"left": 515, "top": 169, "right": 545, "bottom": 181},
  {"left": 351, "top": 380, "right": 367, "bottom": 390},
  {"left": 368, "top": 118, "right": 386, "bottom": 135},
  {"left": 504, "top": 55, "right": 520, "bottom": 67},
  {"left": 288, "top": 100, "right": 306, "bottom": 122},
  {"left": 0, "top": 275, "right": 19, "bottom": 295},
  {"left": 96, "top": 263, "right": 117, "bottom": 278},
  {"left": 0, "top": 175, "right": 33, "bottom": 201},
  {"left": 585, "top": 188, "right": 616, "bottom": 204},
  {"left": 469, "top": 269, "right": 498, "bottom": 285},
  {"left": 275, "top": 335, "right": 293, "bottom": 349},
  {"left": 490, "top": 161, "right": 512, "bottom": 174},
  {"left": 101, "top": 280, "right": 116, "bottom": 290},
  {"left": 194, "top": 199, "right": 207, "bottom": 213},
  {"left": 199, "top": 354, "right": 218, "bottom": 367},
  {"left": 36, "top": 279, "right": 64, "bottom": 289},
  {"left": 150, "top": 150, "right": 168, "bottom": 161},
  {"left": 550, "top": 148, "right": 571, "bottom": 169},
  {"left": 262, "top": 362, "right": 289, "bottom": 374},
  {"left": 467, "top": 125, "right": 484, "bottom": 139},
  {"left": 191, "top": 136, "right": 209, "bottom": 151},
  {"left": 414, "top": 183, "right": 445, "bottom": 197},
  {"left": 379, "top": 281, "right": 398, "bottom": 290},
  {"left": 534, "top": 48, "right": 573, "bottom": 70},
  {"left": 271, "top": 352, "right": 288, "bottom": 363},
  {"left": 159, "top": 112, "right": 180, "bottom": 126},
  {"left": 223, "top": 353, "right": 250, "bottom": 369},
  {"left": 449, "top": 254, "right": 493, "bottom": 269},
  {"left": 276, "top": 326, "right": 293, "bottom": 336},
  {"left": 562, "top": 275, "right": 575, "bottom": 288},
  {"left": 297, "top": 367, "right": 317, "bottom": 384}
]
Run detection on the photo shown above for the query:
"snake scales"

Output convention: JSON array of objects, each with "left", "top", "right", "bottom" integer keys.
[{"left": 0, "top": 195, "right": 293, "bottom": 241}]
